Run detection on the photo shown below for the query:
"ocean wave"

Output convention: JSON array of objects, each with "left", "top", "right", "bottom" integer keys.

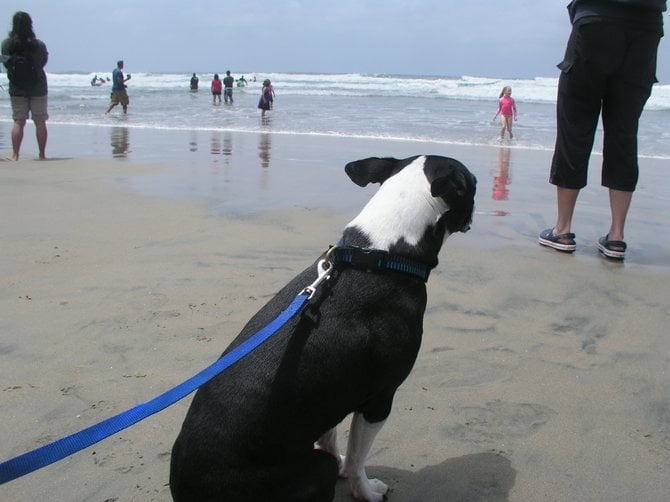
[{"left": 5, "top": 71, "right": 669, "bottom": 109}]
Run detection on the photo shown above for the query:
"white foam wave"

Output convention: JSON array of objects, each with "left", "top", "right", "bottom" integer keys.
[{"left": 4, "top": 71, "right": 668, "bottom": 108}]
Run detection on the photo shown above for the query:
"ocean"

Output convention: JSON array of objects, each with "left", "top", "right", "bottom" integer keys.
[{"left": 2, "top": 71, "right": 670, "bottom": 159}]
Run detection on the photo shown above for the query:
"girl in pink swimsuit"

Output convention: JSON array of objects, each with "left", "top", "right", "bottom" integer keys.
[{"left": 493, "top": 86, "right": 517, "bottom": 140}]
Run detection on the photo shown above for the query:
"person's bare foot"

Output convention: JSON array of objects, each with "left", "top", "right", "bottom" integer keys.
[{"left": 6, "top": 154, "right": 19, "bottom": 161}]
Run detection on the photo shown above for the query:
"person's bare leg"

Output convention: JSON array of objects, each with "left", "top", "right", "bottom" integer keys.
[
  {"left": 35, "top": 119, "right": 47, "bottom": 160},
  {"left": 607, "top": 189, "right": 632, "bottom": 242},
  {"left": 9, "top": 119, "right": 27, "bottom": 161},
  {"left": 553, "top": 186, "right": 580, "bottom": 236}
]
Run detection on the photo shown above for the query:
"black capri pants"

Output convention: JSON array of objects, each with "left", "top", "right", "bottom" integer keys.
[{"left": 550, "top": 18, "right": 662, "bottom": 192}]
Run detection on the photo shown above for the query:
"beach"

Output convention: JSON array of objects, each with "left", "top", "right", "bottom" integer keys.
[{"left": 1, "top": 126, "right": 670, "bottom": 501}]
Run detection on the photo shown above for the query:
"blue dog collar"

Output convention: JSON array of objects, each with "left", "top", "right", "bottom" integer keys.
[{"left": 328, "top": 245, "right": 431, "bottom": 282}]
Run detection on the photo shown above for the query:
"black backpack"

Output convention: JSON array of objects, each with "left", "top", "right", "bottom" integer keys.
[{"left": 6, "top": 46, "right": 39, "bottom": 87}]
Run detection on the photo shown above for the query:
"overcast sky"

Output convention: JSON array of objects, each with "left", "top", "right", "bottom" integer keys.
[{"left": 3, "top": 1, "right": 669, "bottom": 82}]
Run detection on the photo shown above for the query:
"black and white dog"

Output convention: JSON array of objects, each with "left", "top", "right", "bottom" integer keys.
[{"left": 170, "top": 155, "right": 476, "bottom": 501}]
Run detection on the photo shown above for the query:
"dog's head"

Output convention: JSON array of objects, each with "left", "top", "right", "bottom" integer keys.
[
  {"left": 343, "top": 155, "right": 476, "bottom": 260},
  {"left": 346, "top": 155, "right": 476, "bottom": 230}
]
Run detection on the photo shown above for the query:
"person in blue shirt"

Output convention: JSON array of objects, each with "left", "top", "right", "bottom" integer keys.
[{"left": 106, "top": 60, "right": 131, "bottom": 114}]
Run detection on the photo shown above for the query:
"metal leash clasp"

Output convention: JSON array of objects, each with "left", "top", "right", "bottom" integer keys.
[{"left": 300, "top": 246, "right": 336, "bottom": 299}]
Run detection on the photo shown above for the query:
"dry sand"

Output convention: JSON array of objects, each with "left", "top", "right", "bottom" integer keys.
[{"left": 1, "top": 136, "right": 669, "bottom": 501}]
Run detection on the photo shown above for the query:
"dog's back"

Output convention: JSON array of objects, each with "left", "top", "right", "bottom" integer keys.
[
  {"left": 170, "top": 155, "right": 476, "bottom": 501},
  {"left": 170, "top": 262, "right": 427, "bottom": 500}
]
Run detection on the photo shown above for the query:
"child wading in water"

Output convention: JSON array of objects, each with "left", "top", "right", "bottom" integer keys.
[{"left": 493, "top": 86, "right": 517, "bottom": 140}]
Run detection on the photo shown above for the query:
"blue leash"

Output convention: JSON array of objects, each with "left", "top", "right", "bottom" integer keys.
[
  {"left": 0, "top": 292, "right": 310, "bottom": 485},
  {"left": 0, "top": 246, "right": 429, "bottom": 485}
]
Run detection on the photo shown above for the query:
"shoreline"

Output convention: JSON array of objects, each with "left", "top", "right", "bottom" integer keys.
[
  {"left": 3, "top": 119, "right": 670, "bottom": 161},
  {"left": 3, "top": 122, "right": 669, "bottom": 266},
  {"left": 1, "top": 130, "right": 669, "bottom": 501}
]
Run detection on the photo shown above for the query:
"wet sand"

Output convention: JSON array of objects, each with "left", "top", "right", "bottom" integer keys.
[{"left": 1, "top": 131, "right": 669, "bottom": 501}]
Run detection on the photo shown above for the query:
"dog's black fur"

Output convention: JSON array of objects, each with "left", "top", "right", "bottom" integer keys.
[{"left": 170, "top": 155, "right": 476, "bottom": 501}]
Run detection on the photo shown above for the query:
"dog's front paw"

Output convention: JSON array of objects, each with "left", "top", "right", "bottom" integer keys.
[{"left": 351, "top": 476, "right": 389, "bottom": 501}]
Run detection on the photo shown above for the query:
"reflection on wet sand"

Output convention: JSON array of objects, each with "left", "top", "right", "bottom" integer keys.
[
  {"left": 493, "top": 147, "right": 511, "bottom": 201},
  {"left": 258, "top": 133, "right": 271, "bottom": 168},
  {"left": 489, "top": 147, "right": 512, "bottom": 216},
  {"left": 111, "top": 127, "right": 130, "bottom": 158},
  {"left": 208, "top": 132, "right": 234, "bottom": 165},
  {"left": 223, "top": 133, "right": 233, "bottom": 157},
  {"left": 210, "top": 132, "right": 221, "bottom": 155},
  {"left": 190, "top": 131, "right": 198, "bottom": 153}
]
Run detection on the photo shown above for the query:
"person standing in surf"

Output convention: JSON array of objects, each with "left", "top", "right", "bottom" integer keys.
[
  {"left": 211, "top": 73, "right": 222, "bottom": 104},
  {"left": 493, "top": 86, "right": 517, "bottom": 140},
  {"left": 223, "top": 70, "right": 234, "bottom": 103},
  {"left": 258, "top": 79, "right": 273, "bottom": 116},
  {"left": 106, "top": 60, "right": 131, "bottom": 114}
]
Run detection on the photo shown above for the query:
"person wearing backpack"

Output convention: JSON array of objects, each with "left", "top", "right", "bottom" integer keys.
[{"left": 1, "top": 11, "right": 48, "bottom": 161}]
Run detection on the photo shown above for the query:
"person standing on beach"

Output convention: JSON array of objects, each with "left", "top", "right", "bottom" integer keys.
[
  {"left": 493, "top": 86, "right": 517, "bottom": 140},
  {"left": 258, "top": 79, "right": 273, "bottom": 116},
  {"left": 190, "top": 73, "right": 199, "bottom": 92},
  {"left": 223, "top": 70, "right": 234, "bottom": 103},
  {"left": 539, "top": 0, "right": 666, "bottom": 260},
  {"left": 211, "top": 73, "right": 222, "bottom": 104},
  {"left": 1, "top": 11, "right": 49, "bottom": 161},
  {"left": 106, "top": 60, "right": 131, "bottom": 114}
]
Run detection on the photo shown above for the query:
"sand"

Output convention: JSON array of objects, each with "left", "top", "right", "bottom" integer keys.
[{"left": 1, "top": 130, "right": 669, "bottom": 501}]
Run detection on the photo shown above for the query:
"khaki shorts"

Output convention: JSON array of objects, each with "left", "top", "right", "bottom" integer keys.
[
  {"left": 10, "top": 95, "right": 49, "bottom": 122},
  {"left": 110, "top": 89, "right": 130, "bottom": 106}
]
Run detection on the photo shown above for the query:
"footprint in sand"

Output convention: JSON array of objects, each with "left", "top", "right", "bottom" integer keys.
[{"left": 444, "top": 399, "right": 556, "bottom": 447}]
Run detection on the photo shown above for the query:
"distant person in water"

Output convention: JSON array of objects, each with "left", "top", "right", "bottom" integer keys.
[
  {"left": 236, "top": 75, "right": 247, "bottom": 87},
  {"left": 211, "top": 73, "right": 222, "bottom": 104},
  {"left": 223, "top": 70, "right": 234, "bottom": 103},
  {"left": 1, "top": 11, "right": 49, "bottom": 161},
  {"left": 190, "top": 73, "right": 199, "bottom": 92},
  {"left": 258, "top": 79, "right": 273, "bottom": 116},
  {"left": 106, "top": 60, "right": 131, "bottom": 114},
  {"left": 493, "top": 86, "right": 517, "bottom": 140}
]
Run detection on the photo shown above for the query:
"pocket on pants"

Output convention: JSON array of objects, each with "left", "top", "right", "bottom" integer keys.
[{"left": 557, "top": 59, "right": 573, "bottom": 74}]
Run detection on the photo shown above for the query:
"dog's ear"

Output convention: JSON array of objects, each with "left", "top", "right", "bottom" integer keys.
[
  {"left": 425, "top": 156, "right": 476, "bottom": 202},
  {"left": 345, "top": 156, "right": 418, "bottom": 187}
]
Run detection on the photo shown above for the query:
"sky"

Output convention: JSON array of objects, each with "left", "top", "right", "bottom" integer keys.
[{"left": 2, "top": 0, "right": 669, "bottom": 82}]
